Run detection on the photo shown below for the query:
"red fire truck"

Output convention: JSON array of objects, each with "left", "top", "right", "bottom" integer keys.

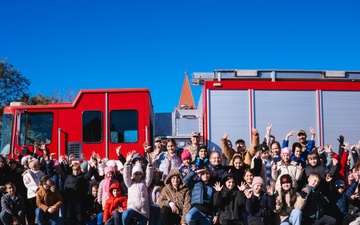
[
  {"left": 192, "top": 69, "right": 360, "bottom": 151},
  {"left": 0, "top": 88, "right": 154, "bottom": 160}
]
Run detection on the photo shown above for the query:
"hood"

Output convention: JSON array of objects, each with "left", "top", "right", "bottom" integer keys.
[
  {"left": 164, "top": 168, "right": 184, "bottom": 186},
  {"left": 108, "top": 182, "right": 122, "bottom": 197},
  {"left": 220, "top": 170, "right": 235, "bottom": 185}
]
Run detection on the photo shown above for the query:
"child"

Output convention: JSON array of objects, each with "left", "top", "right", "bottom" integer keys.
[
  {"left": 35, "top": 175, "right": 63, "bottom": 225},
  {"left": 231, "top": 155, "right": 248, "bottom": 186},
  {"left": 85, "top": 183, "right": 103, "bottom": 225},
  {"left": 148, "top": 169, "right": 164, "bottom": 225},
  {"left": 158, "top": 168, "right": 191, "bottom": 225},
  {"left": 252, "top": 143, "right": 273, "bottom": 187},
  {"left": 103, "top": 183, "right": 127, "bottom": 225},
  {"left": 0, "top": 182, "right": 25, "bottom": 225},
  {"left": 193, "top": 145, "right": 210, "bottom": 169},
  {"left": 245, "top": 176, "right": 275, "bottom": 225},
  {"left": 98, "top": 166, "right": 119, "bottom": 208},
  {"left": 184, "top": 166, "right": 214, "bottom": 225},
  {"left": 213, "top": 170, "right": 247, "bottom": 225},
  {"left": 208, "top": 150, "right": 226, "bottom": 185},
  {"left": 179, "top": 149, "right": 195, "bottom": 178},
  {"left": 62, "top": 162, "right": 93, "bottom": 225},
  {"left": 122, "top": 151, "right": 154, "bottom": 225},
  {"left": 22, "top": 159, "right": 44, "bottom": 225},
  {"left": 272, "top": 147, "right": 303, "bottom": 190},
  {"left": 328, "top": 178, "right": 358, "bottom": 224},
  {"left": 156, "top": 139, "right": 182, "bottom": 180},
  {"left": 274, "top": 174, "right": 306, "bottom": 225},
  {"left": 270, "top": 141, "right": 282, "bottom": 163},
  {"left": 300, "top": 172, "right": 336, "bottom": 225}
]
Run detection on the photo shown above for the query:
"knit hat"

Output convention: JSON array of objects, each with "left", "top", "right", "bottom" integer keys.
[
  {"left": 221, "top": 170, "right": 235, "bottom": 185},
  {"left": 28, "top": 159, "right": 39, "bottom": 170},
  {"left": 280, "top": 174, "right": 292, "bottom": 185},
  {"left": 132, "top": 162, "right": 144, "bottom": 177},
  {"left": 335, "top": 180, "right": 345, "bottom": 188},
  {"left": 252, "top": 176, "right": 264, "bottom": 186},
  {"left": 281, "top": 147, "right": 292, "bottom": 157},
  {"left": 181, "top": 149, "right": 192, "bottom": 161},
  {"left": 106, "top": 160, "right": 117, "bottom": 168},
  {"left": 256, "top": 143, "right": 269, "bottom": 152},
  {"left": 80, "top": 161, "right": 88, "bottom": 173},
  {"left": 104, "top": 166, "right": 115, "bottom": 176}
]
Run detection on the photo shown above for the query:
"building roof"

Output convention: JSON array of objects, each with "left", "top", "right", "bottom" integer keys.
[{"left": 177, "top": 72, "right": 196, "bottom": 110}]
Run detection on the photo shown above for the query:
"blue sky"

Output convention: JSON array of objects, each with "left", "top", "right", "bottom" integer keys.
[{"left": 2, "top": 1, "right": 360, "bottom": 112}]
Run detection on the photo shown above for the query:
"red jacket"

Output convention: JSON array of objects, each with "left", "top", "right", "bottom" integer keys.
[{"left": 103, "top": 183, "right": 127, "bottom": 222}]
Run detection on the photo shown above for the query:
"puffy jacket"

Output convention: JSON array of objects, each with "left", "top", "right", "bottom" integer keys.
[{"left": 103, "top": 183, "right": 127, "bottom": 222}]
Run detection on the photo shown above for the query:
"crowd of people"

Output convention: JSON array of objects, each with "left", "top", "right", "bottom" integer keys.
[{"left": 0, "top": 125, "right": 360, "bottom": 225}]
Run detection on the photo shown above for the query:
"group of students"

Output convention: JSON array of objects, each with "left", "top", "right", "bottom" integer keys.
[{"left": 1, "top": 127, "right": 360, "bottom": 225}]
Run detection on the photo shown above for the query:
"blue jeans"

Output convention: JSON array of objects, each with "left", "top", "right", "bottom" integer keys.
[
  {"left": 185, "top": 207, "right": 211, "bottom": 225},
  {"left": 0, "top": 210, "right": 25, "bottom": 225},
  {"left": 149, "top": 205, "right": 161, "bottom": 225},
  {"left": 122, "top": 209, "right": 147, "bottom": 225},
  {"left": 280, "top": 208, "right": 302, "bottom": 225},
  {"left": 86, "top": 213, "right": 103, "bottom": 225},
  {"left": 105, "top": 211, "right": 122, "bottom": 225},
  {"left": 35, "top": 207, "right": 59, "bottom": 225}
]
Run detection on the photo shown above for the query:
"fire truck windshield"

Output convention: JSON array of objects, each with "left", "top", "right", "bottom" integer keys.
[
  {"left": 18, "top": 112, "right": 53, "bottom": 145},
  {"left": 0, "top": 114, "right": 13, "bottom": 155}
]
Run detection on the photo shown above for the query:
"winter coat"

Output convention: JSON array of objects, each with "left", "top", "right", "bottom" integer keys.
[
  {"left": 213, "top": 186, "right": 246, "bottom": 223},
  {"left": 158, "top": 168, "right": 191, "bottom": 224},
  {"left": 157, "top": 152, "right": 182, "bottom": 180},
  {"left": 184, "top": 171, "right": 214, "bottom": 215},
  {"left": 103, "top": 183, "right": 127, "bottom": 222},
  {"left": 123, "top": 163, "right": 153, "bottom": 219},
  {"left": 246, "top": 192, "right": 275, "bottom": 224},
  {"left": 36, "top": 185, "right": 63, "bottom": 214},
  {"left": 300, "top": 184, "right": 329, "bottom": 220},
  {"left": 63, "top": 173, "right": 88, "bottom": 200},
  {"left": 23, "top": 169, "right": 44, "bottom": 199},
  {"left": 272, "top": 161, "right": 303, "bottom": 190},
  {"left": 1, "top": 192, "right": 25, "bottom": 220},
  {"left": 274, "top": 187, "right": 306, "bottom": 223}
]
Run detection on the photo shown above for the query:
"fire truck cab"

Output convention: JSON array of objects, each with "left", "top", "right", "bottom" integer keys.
[{"left": 0, "top": 88, "right": 154, "bottom": 160}]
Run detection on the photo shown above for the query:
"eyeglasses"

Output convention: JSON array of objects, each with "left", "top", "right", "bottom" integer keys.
[{"left": 297, "top": 134, "right": 306, "bottom": 137}]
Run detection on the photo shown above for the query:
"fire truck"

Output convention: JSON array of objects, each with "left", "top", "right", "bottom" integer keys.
[
  {"left": 0, "top": 88, "right": 154, "bottom": 160},
  {"left": 192, "top": 69, "right": 360, "bottom": 151}
]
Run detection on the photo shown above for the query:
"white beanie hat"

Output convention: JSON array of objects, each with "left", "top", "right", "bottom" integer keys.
[{"left": 132, "top": 162, "right": 144, "bottom": 177}]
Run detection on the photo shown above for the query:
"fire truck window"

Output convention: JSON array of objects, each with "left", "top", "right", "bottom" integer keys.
[
  {"left": 82, "top": 111, "right": 103, "bottom": 143},
  {"left": 18, "top": 113, "right": 53, "bottom": 145},
  {"left": 0, "top": 114, "right": 13, "bottom": 155},
  {"left": 110, "top": 110, "right": 138, "bottom": 143}
]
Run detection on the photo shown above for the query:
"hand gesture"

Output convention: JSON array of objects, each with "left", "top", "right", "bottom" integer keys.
[
  {"left": 212, "top": 215, "right": 219, "bottom": 224},
  {"left": 332, "top": 158, "right": 339, "bottom": 166},
  {"left": 222, "top": 132, "right": 229, "bottom": 140},
  {"left": 309, "top": 127, "right": 316, "bottom": 135},
  {"left": 266, "top": 123, "right": 272, "bottom": 135},
  {"left": 118, "top": 207, "right": 124, "bottom": 213},
  {"left": 145, "top": 151, "right": 153, "bottom": 165},
  {"left": 213, "top": 182, "right": 223, "bottom": 192},
  {"left": 255, "top": 150, "right": 261, "bottom": 159},
  {"left": 324, "top": 144, "right": 332, "bottom": 154},
  {"left": 252, "top": 128, "right": 258, "bottom": 135},
  {"left": 286, "top": 131, "right": 295, "bottom": 140},
  {"left": 238, "top": 181, "right": 247, "bottom": 192},
  {"left": 317, "top": 146, "right": 325, "bottom": 155},
  {"left": 356, "top": 140, "right": 360, "bottom": 150},
  {"left": 338, "top": 135, "right": 345, "bottom": 145},
  {"left": 351, "top": 192, "right": 359, "bottom": 200},
  {"left": 244, "top": 189, "right": 253, "bottom": 199},
  {"left": 115, "top": 146, "right": 121, "bottom": 156},
  {"left": 343, "top": 142, "right": 350, "bottom": 151},
  {"left": 275, "top": 197, "right": 282, "bottom": 205},
  {"left": 266, "top": 185, "right": 274, "bottom": 195},
  {"left": 126, "top": 151, "right": 135, "bottom": 164},
  {"left": 297, "top": 163, "right": 303, "bottom": 170},
  {"left": 325, "top": 174, "right": 333, "bottom": 182},
  {"left": 68, "top": 154, "right": 74, "bottom": 162},
  {"left": 143, "top": 142, "right": 151, "bottom": 153},
  {"left": 272, "top": 162, "right": 277, "bottom": 171}
]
